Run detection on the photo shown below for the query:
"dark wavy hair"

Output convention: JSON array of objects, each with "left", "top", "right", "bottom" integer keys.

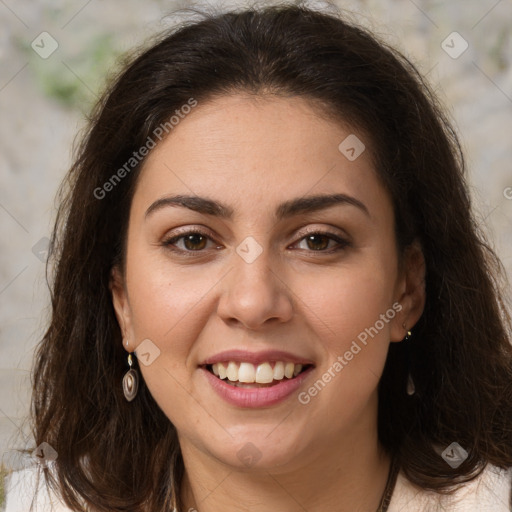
[{"left": 24, "top": 2, "right": 512, "bottom": 511}]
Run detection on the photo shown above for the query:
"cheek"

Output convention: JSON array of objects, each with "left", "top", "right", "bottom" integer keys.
[
  {"left": 123, "top": 243, "right": 213, "bottom": 392},
  {"left": 125, "top": 237, "right": 216, "bottom": 342},
  {"left": 124, "top": 253, "right": 216, "bottom": 426},
  {"left": 295, "top": 254, "right": 398, "bottom": 404},
  {"left": 302, "top": 260, "right": 397, "bottom": 345}
]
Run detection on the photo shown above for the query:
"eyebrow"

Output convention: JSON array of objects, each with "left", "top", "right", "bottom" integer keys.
[{"left": 144, "top": 192, "right": 370, "bottom": 221}]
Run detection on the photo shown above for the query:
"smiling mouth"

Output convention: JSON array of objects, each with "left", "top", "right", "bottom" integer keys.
[{"left": 202, "top": 361, "right": 313, "bottom": 388}]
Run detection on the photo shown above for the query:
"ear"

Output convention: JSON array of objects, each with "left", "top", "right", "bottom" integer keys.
[
  {"left": 109, "top": 265, "right": 133, "bottom": 351},
  {"left": 390, "top": 239, "right": 426, "bottom": 342}
]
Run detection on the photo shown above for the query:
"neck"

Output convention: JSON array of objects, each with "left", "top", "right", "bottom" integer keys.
[{"left": 178, "top": 398, "right": 392, "bottom": 512}]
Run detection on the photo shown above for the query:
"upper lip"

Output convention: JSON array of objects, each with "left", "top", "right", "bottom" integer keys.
[{"left": 199, "top": 349, "right": 315, "bottom": 367}]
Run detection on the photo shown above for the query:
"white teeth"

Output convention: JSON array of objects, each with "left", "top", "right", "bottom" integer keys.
[
  {"left": 255, "top": 362, "right": 274, "bottom": 383},
  {"left": 226, "top": 361, "right": 238, "bottom": 381},
  {"left": 238, "top": 362, "right": 256, "bottom": 383},
  {"left": 284, "top": 362, "right": 295, "bottom": 379},
  {"left": 209, "top": 361, "right": 306, "bottom": 383},
  {"left": 273, "top": 361, "right": 285, "bottom": 380},
  {"left": 217, "top": 362, "right": 227, "bottom": 379}
]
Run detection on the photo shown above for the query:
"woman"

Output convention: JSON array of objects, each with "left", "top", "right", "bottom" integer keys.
[{"left": 14, "top": 2, "right": 512, "bottom": 511}]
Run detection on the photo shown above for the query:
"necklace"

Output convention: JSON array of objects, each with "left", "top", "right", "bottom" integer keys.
[{"left": 376, "top": 455, "right": 399, "bottom": 512}]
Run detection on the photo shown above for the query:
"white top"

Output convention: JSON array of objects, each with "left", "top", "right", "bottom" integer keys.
[
  {"left": 5, "top": 463, "right": 512, "bottom": 511},
  {"left": 388, "top": 464, "right": 512, "bottom": 511}
]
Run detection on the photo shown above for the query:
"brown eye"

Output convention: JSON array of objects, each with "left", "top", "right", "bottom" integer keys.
[
  {"left": 304, "top": 234, "right": 331, "bottom": 251},
  {"left": 293, "top": 232, "right": 350, "bottom": 252},
  {"left": 182, "top": 233, "right": 207, "bottom": 251},
  {"left": 163, "top": 229, "right": 218, "bottom": 253}
]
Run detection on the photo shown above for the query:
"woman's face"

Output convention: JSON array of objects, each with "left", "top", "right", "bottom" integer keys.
[{"left": 111, "top": 93, "right": 424, "bottom": 471}]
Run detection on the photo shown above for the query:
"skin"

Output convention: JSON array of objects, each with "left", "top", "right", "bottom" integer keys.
[{"left": 110, "top": 93, "right": 426, "bottom": 512}]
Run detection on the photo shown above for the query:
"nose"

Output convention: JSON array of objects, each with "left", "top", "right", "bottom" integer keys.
[{"left": 216, "top": 243, "right": 294, "bottom": 330}]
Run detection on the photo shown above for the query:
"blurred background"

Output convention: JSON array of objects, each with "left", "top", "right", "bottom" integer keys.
[{"left": 0, "top": 0, "right": 511, "bottom": 505}]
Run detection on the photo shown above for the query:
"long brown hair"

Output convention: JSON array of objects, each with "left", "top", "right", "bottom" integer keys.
[{"left": 25, "top": 2, "right": 512, "bottom": 511}]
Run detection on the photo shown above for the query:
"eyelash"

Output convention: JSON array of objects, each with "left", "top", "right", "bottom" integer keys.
[{"left": 161, "top": 228, "right": 351, "bottom": 256}]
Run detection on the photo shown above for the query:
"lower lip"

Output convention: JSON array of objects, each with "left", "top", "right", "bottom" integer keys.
[{"left": 200, "top": 366, "right": 314, "bottom": 408}]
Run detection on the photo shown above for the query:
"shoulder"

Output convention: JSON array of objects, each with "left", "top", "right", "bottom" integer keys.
[
  {"left": 388, "top": 463, "right": 512, "bottom": 512},
  {"left": 4, "top": 466, "right": 72, "bottom": 512}
]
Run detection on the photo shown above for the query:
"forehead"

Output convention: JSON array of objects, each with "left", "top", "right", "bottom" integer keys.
[{"left": 131, "top": 93, "right": 389, "bottom": 222}]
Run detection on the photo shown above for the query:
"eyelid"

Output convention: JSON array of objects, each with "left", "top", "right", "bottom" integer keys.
[
  {"left": 164, "top": 225, "right": 216, "bottom": 240},
  {"left": 292, "top": 224, "right": 350, "bottom": 242}
]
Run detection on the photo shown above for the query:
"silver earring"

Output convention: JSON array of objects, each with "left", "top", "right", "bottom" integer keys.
[
  {"left": 406, "top": 373, "right": 416, "bottom": 395},
  {"left": 402, "top": 323, "right": 415, "bottom": 395},
  {"left": 123, "top": 353, "right": 139, "bottom": 401}
]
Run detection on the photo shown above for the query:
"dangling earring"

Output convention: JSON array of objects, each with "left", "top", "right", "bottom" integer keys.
[
  {"left": 123, "top": 352, "right": 139, "bottom": 402},
  {"left": 406, "top": 372, "right": 416, "bottom": 396},
  {"left": 402, "top": 323, "right": 412, "bottom": 341},
  {"left": 403, "top": 323, "right": 415, "bottom": 395}
]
